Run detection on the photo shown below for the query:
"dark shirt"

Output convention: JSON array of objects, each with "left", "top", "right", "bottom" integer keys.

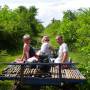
[{"left": 29, "top": 46, "right": 36, "bottom": 58}]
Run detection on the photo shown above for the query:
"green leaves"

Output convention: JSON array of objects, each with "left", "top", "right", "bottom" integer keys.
[
  {"left": 43, "top": 9, "right": 90, "bottom": 53},
  {"left": 0, "top": 5, "right": 44, "bottom": 51}
]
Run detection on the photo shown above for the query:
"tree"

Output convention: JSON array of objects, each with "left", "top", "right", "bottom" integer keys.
[{"left": 0, "top": 5, "right": 44, "bottom": 51}]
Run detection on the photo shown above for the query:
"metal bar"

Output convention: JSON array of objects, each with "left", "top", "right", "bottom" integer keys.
[
  {"left": 0, "top": 62, "right": 78, "bottom": 65},
  {"left": 59, "top": 64, "right": 62, "bottom": 78}
]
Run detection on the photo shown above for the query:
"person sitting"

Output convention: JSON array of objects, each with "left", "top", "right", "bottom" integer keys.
[
  {"left": 36, "top": 36, "right": 54, "bottom": 73},
  {"left": 36, "top": 35, "right": 54, "bottom": 58},
  {"left": 54, "top": 35, "right": 69, "bottom": 63},
  {"left": 16, "top": 34, "right": 38, "bottom": 63}
]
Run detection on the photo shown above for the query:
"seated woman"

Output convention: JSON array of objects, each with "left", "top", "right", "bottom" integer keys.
[
  {"left": 36, "top": 36, "right": 54, "bottom": 73},
  {"left": 36, "top": 36, "right": 54, "bottom": 63},
  {"left": 16, "top": 34, "right": 38, "bottom": 63},
  {"left": 36, "top": 35, "right": 54, "bottom": 62}
]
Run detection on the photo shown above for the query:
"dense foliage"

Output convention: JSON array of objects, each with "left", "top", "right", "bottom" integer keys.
[
  {"left": 44, "top": 9, "right": 90, "bottom": 54},
  {"left": 0, "top": 5, "right": 44, "bottom": 51}
]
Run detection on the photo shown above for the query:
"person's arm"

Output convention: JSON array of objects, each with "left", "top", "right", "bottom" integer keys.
[
  {"left": 61, "top": 44, "right": 68, "bottom": 63},
  {"left": 21, "top": 44, "right": 29, "bottom": 61},
  {"left": 20, "top": 47, "right": 26, "bottom": 61},
  {"left": 61, "top": 52, "right": 68, "bottom": 63},
  {"left": 15, "top": 49, "right": 25, "bottom": 63},
  {"left": 40, "top": 43, "right": 46, "bottom": 53}
]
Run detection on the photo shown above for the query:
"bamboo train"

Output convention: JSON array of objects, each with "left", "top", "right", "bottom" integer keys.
[
  {"left": 50, "top": 66, "right": 59, "bottom": 78},
  {"left": 62, "top": 68, "right": 85, "bottom": 79},
  {"left": 3, "top": 64, "right": 85, "bottom": 80},
  {"left": 4, "top": 65, "right": 20, "bottom": 77},
  {"left": 75, "top": 69, "right": 85, "bottom": 79},
  {"left": 61, "top": 69, "right": 66, "bottom": 78},
  {"left": 4, "top": 65, "right": 20, "bottom": 74}
]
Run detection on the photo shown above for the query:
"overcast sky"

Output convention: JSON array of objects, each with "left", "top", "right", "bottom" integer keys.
[{"left": 0, "top": 0, "right": 90, "bottom": 26}]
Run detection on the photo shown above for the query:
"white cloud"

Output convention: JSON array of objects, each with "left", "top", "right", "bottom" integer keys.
[
  {"left": 0, "top": 0, "right": 90, "bottom": 26},
  {"left": 36, "top": 0, "right": 90, "bottom": 26},
  {"left": 62, "top": 0, "right": 90, "bottom": 10}
]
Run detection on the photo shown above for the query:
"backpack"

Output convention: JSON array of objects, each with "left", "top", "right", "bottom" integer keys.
[{"left": 38, "top": 54, "right": 50, "bottom": 73}]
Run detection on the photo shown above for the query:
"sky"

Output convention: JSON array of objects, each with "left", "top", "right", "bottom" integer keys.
[{"left": 0, "top": 0, "right": 90, "bottom": 27}]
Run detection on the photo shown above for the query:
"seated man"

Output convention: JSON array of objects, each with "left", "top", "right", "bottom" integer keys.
[{"left": 54, "top": 35, "right": 69, "bottom": 63}]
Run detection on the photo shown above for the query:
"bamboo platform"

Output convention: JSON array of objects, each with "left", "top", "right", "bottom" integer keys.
[{"left": 2, "top": 64, "right": 85, "bottom": 80}]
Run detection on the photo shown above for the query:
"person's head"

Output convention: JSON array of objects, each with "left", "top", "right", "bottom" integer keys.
[
  {"left": 56, "top": 35, "right": 63, "bottom": 45},
  {"left": 23, "top": 34, "right": 31, "bottom": 44},
  {"left": 41, "top": 35, "right": 49, "bottom": 43}
]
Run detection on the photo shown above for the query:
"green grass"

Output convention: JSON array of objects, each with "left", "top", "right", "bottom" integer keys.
[
  {"left": 0, "top": 81, "right": 13, "bottom": 90},
  {"left": 0, "top": 55, "right": 16, "bottom": 90},
  {"left": 70, "top": 52, "right": 90, "bottom": 90},
  {"left": 0, "top": 52, "right": 90, "bottom": 90}
]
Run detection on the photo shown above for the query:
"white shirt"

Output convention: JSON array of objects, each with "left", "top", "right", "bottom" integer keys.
[
  {"left": 55, "top": 43, "right": 68, "bottom": 63},
  {"left": 40, "top": 42, "right": 51, "bottom": 56}
]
